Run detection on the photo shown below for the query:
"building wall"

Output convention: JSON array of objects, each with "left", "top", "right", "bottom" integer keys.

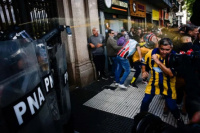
[
  {"left": 137, "top": 1, "right": 160, "bottom": 13},
  {"left": 129, "top": 0, "right": 161, "bottom": 28},
  {"left": 134, "top": 0, "right": 172, "bottom": 27}
]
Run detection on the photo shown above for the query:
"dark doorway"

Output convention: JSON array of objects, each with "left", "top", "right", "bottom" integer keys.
[
  {"left": 153, "top": 20, "right": 159, "bottom": 27},
  {"left": 146, "top": 13, "right": 152, "bottom": 25}
]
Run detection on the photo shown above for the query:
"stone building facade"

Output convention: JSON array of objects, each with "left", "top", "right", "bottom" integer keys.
[{"left": 56, "top": 0, "right": 100, "bottom": 88}]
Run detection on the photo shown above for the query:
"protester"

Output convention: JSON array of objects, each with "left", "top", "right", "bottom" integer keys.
[
  {"left": 106, "top": 29, "right": 122, "bottom": 78},
  {"left": 144, "top": 27, "right": 159, "bottom": 48},
  {"left": 115, "top": 38, "right": 141, "bottom": 89},
  {"left": 184, "top": 24, "right": 199, "bottom": 43},
  {"left": 130, "top": 41, "right": 156, "bottom": 88},
  {"left": 140, "top": 38, "right": 184, "bottom": 127},
  {"left": 193, "top": 28, "right": 200, "bottom": 48},
  {"left": 128, "top": 27, "right": 136, "bottom": 39},
  {"left": 133, "top": 27, "right": 143, "bottom": 43},
  {"left": 121, "top": 29, "right": 129, "bottom": 41}
]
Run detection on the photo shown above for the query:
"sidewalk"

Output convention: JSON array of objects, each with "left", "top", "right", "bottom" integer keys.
[{"left": 70, "top": 72, "right": 189, "bottom": 133}]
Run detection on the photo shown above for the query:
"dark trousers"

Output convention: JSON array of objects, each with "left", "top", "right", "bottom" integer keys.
[
  {"left": 131, "top": 61, "right": 142, "bottom": 83},
  {"left": 93, "top": 54, "right": 105, "bottom": 77},
  {"left": 163, "top": 76, "right": 186, "bottom": 115},
  {"left": 108, "top": 56, "right": 117, "bottom": 76},
  {"left": 140, "top": 94, "right": 180, "bottom": 119},
  {"left": 128, "top": 55, "right": 134, "bottom": 68},
  {"left": 176, "top": 76, "right": 186, "bottom": 104}
]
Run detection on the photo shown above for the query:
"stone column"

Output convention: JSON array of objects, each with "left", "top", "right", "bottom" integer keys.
[
  {"left": 86, "top": 1, "right": 109, "bottom": 74},
  {"left": 61, "top": 0, "right": 95, "bottom": 87},
  {"left": 85, "top": 0, "right": 100, "bottom": 36},
  {"left": 56, "top": 0, "right": 76, "bottom": 87}
]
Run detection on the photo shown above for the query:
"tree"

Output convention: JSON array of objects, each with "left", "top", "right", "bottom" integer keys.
[{"left": 184, "top": 0, "right": 195, "bottom": 14}]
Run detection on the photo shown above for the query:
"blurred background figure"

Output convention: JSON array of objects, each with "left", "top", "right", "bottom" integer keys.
[
  {"left": 121, "top": 29, "right": 129, "bottom": 41},
  {"left": 133, "top": 27, "right": 143, "bottom": 43},
  {"left": 184, "top": 24, "right": 199, "bottom": 43},
  {"left": 193, "top": 28, "right": 200, "bottom": 48},
  {"left": 128, "top": 27, "right": 136, "bottom": 39}
]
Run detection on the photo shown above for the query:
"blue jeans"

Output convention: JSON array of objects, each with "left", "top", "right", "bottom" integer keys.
[
  {"left": 140, "top": 94, "right": 180, "bottom": 119},
  {"left": 115, "top": 56, "right": 130, "bottom": 84},
  {"left": 110, "top": 56, "right": 117, "bottom": 76}
]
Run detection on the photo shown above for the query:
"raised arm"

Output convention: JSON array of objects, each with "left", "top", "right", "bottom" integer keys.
[{"left": 152, "top": 54, "right": 174, "bottom": 77}]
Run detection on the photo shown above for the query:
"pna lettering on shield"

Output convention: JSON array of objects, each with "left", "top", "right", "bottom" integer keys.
[{"left": 13, "top": 86, "right": 45, "bottom": 125}]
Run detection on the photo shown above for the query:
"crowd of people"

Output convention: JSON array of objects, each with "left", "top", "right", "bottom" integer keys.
[{"left": 88, "top": 23, "right": 200, "bottom": 127}]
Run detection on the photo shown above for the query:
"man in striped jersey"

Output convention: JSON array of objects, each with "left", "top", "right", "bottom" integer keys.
[
  {"left": 144, "top": 27, "right": 159, "bottom": 48},
  {"left": 115, "top": 39, "right": 141, "bottom": 89},
  {"left": 140, "top": 38, "right": 184, "bottom": 127}
]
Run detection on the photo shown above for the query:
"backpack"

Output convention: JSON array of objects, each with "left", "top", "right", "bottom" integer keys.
[
  {"left": 117, "top": 36, "right": 126, "bottom": 46},
  {"left": 117, "top": 39, "right": 138, "bottom": 58}
]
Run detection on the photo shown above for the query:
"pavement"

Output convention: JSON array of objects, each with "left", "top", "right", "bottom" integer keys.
[{"left": 70, "top": 72, "right": 189, "bottom": 133}]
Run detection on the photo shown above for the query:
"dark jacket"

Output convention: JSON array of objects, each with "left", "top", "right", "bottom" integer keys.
[{"left": 106, "top": 36, "right": 122, "bottom": 57}]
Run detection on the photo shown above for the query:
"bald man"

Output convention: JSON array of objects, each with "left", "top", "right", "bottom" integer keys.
[{"left": 88, "top": 28, "right": 107, "bottom": 81}]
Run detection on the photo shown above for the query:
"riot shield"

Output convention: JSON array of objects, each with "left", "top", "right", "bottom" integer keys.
[
  {"left": 35, "top": 39, "right": 60, "bottom": 121},
  {"left": 35, "top": 39, "right": 50, "bottom": 76},
  {"left": 54, "top": 43, "right": 71, "bottom": 123},
  {"left": 0, "top": 40, "right": 57, "bottom": 133}
]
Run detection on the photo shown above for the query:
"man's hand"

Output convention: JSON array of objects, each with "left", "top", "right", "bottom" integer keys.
[
  {"left": 152, "top": 54, "right": 174, "bottom": 77},
  {"left": 142, "top": 71, "right": 149, "bottom": 79},
  {"left": 152, "top": 54, "right": 160, "bottom": 65},
  {"left": 89, "top": 43, "right": 95, "bottom": 48},
  {"left": 96, "top": 43, "right": 102, "bottom": 48}
]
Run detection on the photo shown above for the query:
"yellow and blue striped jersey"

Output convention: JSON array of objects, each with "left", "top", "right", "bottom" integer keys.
[{"left": 143, "top": 48, "right": 177, "bottom": 99}]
